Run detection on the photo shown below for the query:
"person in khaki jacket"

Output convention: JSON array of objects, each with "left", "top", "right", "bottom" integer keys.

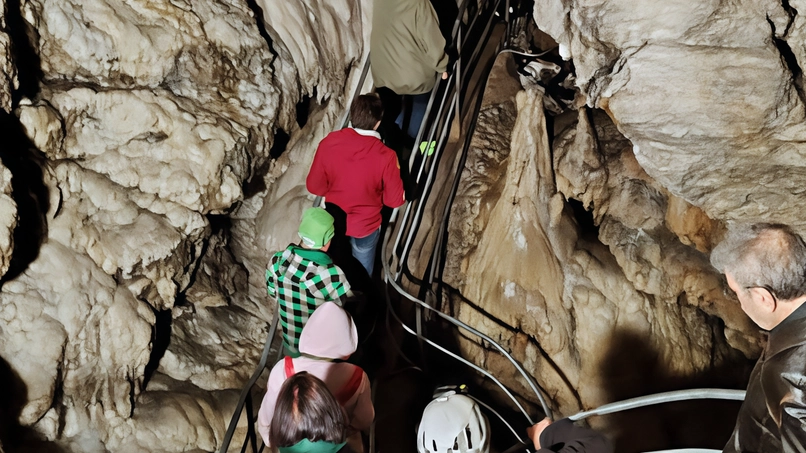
[
  {"left": 371, "top": 0, "right": 448, "bottom": 95},
  {"left": 371, "top": 0, "right": 449, "bottom": 139}
]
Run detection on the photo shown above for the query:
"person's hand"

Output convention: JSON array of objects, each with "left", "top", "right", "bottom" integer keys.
[
  {"left": 526, "top": 418, "right": 552, "bottom": 449},
  {"left": 442, "top": 71, "right": 449, "bottom": 80}
]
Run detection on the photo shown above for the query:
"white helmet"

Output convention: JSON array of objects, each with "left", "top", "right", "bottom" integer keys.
[{"left": 417, "top": 391, "right": 490, "bottom": 453}]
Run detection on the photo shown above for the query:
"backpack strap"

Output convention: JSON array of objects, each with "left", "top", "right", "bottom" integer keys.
[
  {"left": 333, "top": 365, "right": 364, "bottom": 405},
  {"left": 284, "top": 356, "right": 295, "bottom": 379}
]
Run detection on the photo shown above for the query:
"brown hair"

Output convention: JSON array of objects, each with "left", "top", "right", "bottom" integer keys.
[
  {"left": 350, "top": 94, "right": 384, "bottom": 130},
  {"left": 269, "top": 372, "right": 347, "bottom": 451}
]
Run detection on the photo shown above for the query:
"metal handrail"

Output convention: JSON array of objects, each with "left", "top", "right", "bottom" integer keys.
[
  {"left": 382, "top": 229, "right": 536, "bottom": 424},
  {"left": 221, "top": 2, "right": 539, "bottom": 451},
  {"left": 218, "top": 309, "right": 280, "bottom": 453},
  {"left": 380, "top": 0, "right": 554, "bottom": 426},
  {"left": 487, "top": 387, "right": 745, "bottom": 453},
  {"left": 568, "top": 388, "right": 746, "bottom": 421},
  {"left": 219, "top": 38, "right": 374, "bottom": 453},
  {"left": 393, "top": 0, "right": 507, "bottom": 278}
]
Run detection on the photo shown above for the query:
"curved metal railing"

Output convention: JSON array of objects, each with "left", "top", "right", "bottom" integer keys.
[
  {"left": 568, "top": 388, "right": 746, "bottom": 422},
  {"left": 499, "top": 389, "right": 746, "bottom": 453},
  {"left": 221, "top": 1, "right": 748, "bottom": 450},
  {"left": 218, "top": 1, "right": 523, "bottom": 451},
  {"left": 380, "top": 0, "right": 554, "bottom": 426},
  {"left": 218, "top": 310, "right": 280, "bottom": 453}
]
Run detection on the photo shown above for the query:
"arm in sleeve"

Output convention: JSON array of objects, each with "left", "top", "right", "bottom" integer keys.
[
  {"left": 322, "top": 266, "right": 353, "bottom": 304},
  {"left": 306, "top": 142, "right": 329, "bottom": 197},
  {"left": 332, "top": 275, "right": 354, "bottom": 302},
  {"left": 266, "top": 259, "right": 278, "bottom": 297},
  {"left": 779, "top": 398, "right": 806, "bottom": 451},
  {"left": 537, "top": 418, "right": 613, "bottom": 453},
  {"left": 381, "top": 151, "right": 406, "bottom": 208},
  {"left": 416, "top": 3, "right": 449, "bottom": 73},
  {"left": 771, "top": 351, "right": 806, "bottom": 452},
  {"left": 347, "top": 372, "right": 375, "bottom": 432}
]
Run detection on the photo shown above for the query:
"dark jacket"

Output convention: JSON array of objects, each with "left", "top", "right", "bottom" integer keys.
[
  {"left": 724, "top": 302, "right": 806, "bottom": 453},
  {"left": 538, "top": 418, "right": 612, "bottom": 453},
  {"left": 370, "top": 0, "right": 449, "bottom": 95}
]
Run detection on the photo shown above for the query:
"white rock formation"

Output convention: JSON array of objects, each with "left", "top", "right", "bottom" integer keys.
[
  {"left": 2, "top": 0, "right": 799, "bottom": 450},
  {"left": 534, "top": 0, "right": 806, "bottom": 229},
  {"left": 0, "top": 0, "right": 18, "bottom": 283},
  {"left": 0, "top": 239, "right": 154, "bottom": 427},
  {"left": 439, "top": 54, "right": 758, "bottom": 450},
  {"left": 0, "top": 164, "right": 16, "bottom": 279},
  {"left": 1, "top": 0, "right": 372, "bottom": 450},
  {"left": 0, "top": 0, "right": 16, "bottom": 111}
]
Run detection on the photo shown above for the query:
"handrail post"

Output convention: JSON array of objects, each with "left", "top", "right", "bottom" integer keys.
[
  {"left": 505, "top": 0, "right": 511, "bottom": 45},
  {"left": 455, "top": 26, "right": 462, "bottom": 133},
  {"left": 218, "top": 312, "right": 279, "bottom": 453},
  {"left": 245, "top": 393, "right": 259, "bottom": 453}
]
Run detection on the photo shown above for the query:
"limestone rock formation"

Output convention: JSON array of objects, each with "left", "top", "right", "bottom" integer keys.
[
  {"left": 534, "top": 0, "right": 806, "bottom": 229},
  {"left": 440, "top": 53, "right": 757, "bottom": 450},
  {"left": 0, "top": 0, "right": 799, "bottom": 450},
  {"left": 0, "top": 0, "right": 371, "bottom": 450},
  {"left": 0, "top": 0, "right": 16, "bottom": 112},
  {"left": 0, "top": 163, "right": 16, "bottom": 280}
]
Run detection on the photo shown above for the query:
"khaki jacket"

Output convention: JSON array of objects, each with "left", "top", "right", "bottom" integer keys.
[{"left": 371, "top": 0, "right": 449, "bottom": 95}]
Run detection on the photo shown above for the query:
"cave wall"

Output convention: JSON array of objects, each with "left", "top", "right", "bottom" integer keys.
[
  {"left": 429, "top": 0, "right": 806, "bottom": 446},
  {"left": 0, "top": 0, "right": 800, "bottom": 451},
  {"left": 0, "top": 0, "right": 371, "bottom": 451},
  {"left": 440, "top": 54, "right": 758, "bottom": 451},
  {"left": 535, "top": 0, "right": 806, "bottom": 227}
]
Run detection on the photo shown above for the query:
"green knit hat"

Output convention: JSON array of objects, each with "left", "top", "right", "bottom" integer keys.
[{"left": 298, "top": 207, "right": 335, "bottom": 249}]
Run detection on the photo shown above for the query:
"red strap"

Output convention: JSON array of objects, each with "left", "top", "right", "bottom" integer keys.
[
  {"left": 284, "top": 356, "right": 295, "bottom": 378},
  {"left": 283, "top": 357, "right": 363, "bottom": 406},
  {"left": 333, "top": 365, "right": 364, "bottom": 405}
]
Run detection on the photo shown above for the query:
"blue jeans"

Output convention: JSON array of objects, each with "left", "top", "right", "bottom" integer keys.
[
  {"left": 395, "top": 93, "right": 431, "bottom": 138},
  {"left": 350, "top": 228, "right": 381, "bottom": 277}
]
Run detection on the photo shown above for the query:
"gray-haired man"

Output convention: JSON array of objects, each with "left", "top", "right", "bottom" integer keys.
[{"left": 710, "top": 223, "right": 806, "bottom": 453}]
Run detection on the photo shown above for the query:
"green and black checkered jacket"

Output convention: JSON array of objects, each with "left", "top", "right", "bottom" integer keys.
[{"left": 266, "top": 244, "right": 352, "bottom": 357}]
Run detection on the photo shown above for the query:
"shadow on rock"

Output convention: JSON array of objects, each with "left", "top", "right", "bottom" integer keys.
[
  {"left": 0, "top": 112, "right": 50, "bottom": 285},
  {"left": 597, "top": 326, "right": 753, "bottom": 452},
  {"left": 0, "top": 356, "right": 66, "bottom": 453}
]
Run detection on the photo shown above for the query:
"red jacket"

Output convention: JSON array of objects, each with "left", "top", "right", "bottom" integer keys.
[{"left": 307, "top": 128, "right": 405, "bottom": 238}]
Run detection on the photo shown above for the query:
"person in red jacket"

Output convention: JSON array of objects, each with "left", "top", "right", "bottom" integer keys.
[{"left": 306, "top": 93, "right": 406, "bottom": 276}]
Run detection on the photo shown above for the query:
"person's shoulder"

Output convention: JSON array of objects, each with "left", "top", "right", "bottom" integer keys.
[
  {"left": 265, "top": 360, "right": 289, "bottom": 390},
  {"left": 269, "top": 246, "right": 292, "bottom": 263},
  {"left": 278, "top": 244, "right": 299, "bottom": 258},
  {"left": 370, "top": 139, "right": 396, "bottom": 156},
  {"left": 321, "top": 262, "right": 349, "bottom": 279},
  {"left": 319, "top": 128, "right": 354, "bottom": 145},
  {"left": 378, "top": 143, "right": 401, "bottom": 166}
]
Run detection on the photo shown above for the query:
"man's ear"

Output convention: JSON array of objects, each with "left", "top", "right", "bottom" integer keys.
[{"left": 750, "top": 287, "right": 777, "bottom": 311}]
